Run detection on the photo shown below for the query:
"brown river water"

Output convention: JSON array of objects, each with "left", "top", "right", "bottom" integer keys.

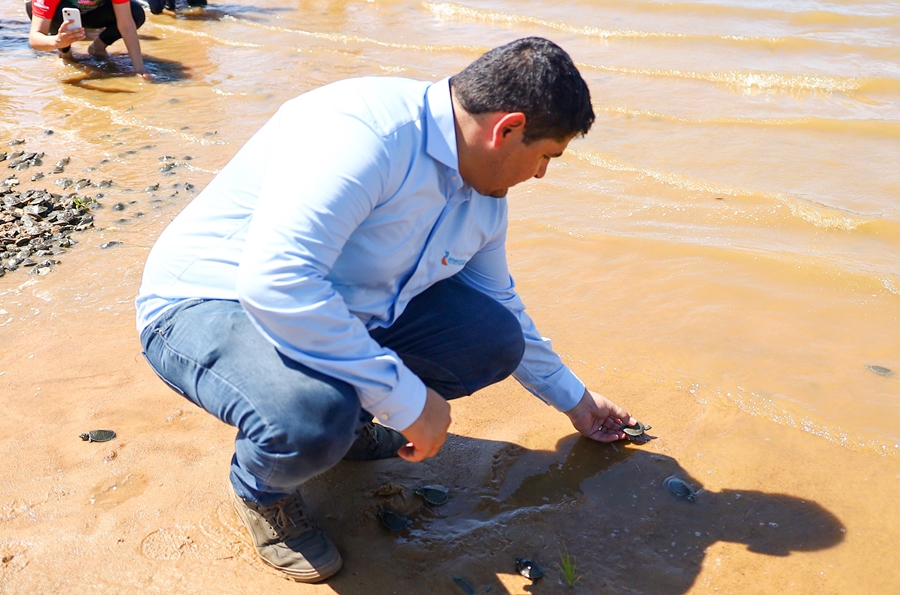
[{"left": 1, "top": 1, "right": 899, "bottom": 593}]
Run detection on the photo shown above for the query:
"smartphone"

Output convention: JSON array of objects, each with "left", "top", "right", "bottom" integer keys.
[{"left": 61, "top": 7, "right": 83, "bottom": 30}]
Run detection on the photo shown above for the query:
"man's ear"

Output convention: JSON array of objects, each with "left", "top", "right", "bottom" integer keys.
[{"left": 490, "top": 112, "right": 526, "bottom": 147}]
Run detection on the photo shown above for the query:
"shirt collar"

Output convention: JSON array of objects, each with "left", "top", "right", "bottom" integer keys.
[{"left": 425, "top": 78, "right": 459, "bottom": 173}]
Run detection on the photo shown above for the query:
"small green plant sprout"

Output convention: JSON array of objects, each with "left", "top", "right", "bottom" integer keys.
[
  {"left": 72, "top": 195, "right": 95, "bottom": 211},
  {"left": 557, "top": 542, "right": 581, "bottom": 588}
]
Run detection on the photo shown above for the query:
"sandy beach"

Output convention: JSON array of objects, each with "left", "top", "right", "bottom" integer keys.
[
  {"left": 1, "top": 261, "right": 898, "bottom": 594},
  {"left": 2, "top": 192, "right": 899, "bottom": 593},
  {"left": 3, "top": 0, "right": 900, "bottom": 592}
]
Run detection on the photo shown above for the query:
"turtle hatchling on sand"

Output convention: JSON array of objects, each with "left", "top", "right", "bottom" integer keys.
[
  {"left": 79, "top": 429, "right": 116, "bottom": 443},
  {"left": 866, "top": 364, "right": 892, "bottom": 376},
  {"left": 663, "top": 475, "right": 698, "bottom": 502},
  {"left": 451, "top": 575, "right": 476, "bottom": 595},
  {"left": 377, "top": 507, "right": 412, "bottom": 532},
  {"left": 515, "top": 557, "right": 544, "bottom": 581},
  {"left": 623, "top": 420, "right": 655, "bottom": 443},
  {"left": 414, "top": 484, "right": 449, "bottom": 506}
]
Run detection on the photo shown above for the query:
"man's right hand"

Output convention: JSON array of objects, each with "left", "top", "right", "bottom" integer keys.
[{"left": 398, "top": 387, "right": 450, "bottom": 462}]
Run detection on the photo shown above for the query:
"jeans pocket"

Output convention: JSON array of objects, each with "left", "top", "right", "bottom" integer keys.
[
  {"left": 156, "top": 298, "right": 206, "bottom": 338},
  {"left": 139, "top": 302, "right": 206, "bottom": 399},
  {"left": 140, "top": 343, "right": 189, "bottom": 397},
  {"left": 151, "top": 361, "right": 189, "bottom": 397}
]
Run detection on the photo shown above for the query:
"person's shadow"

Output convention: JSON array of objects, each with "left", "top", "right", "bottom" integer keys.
[
  {"left": 159, "top": 2, "right": 293, "bottom": 22},
  {"left": 298, "top": 432, "right": 844, "bottom": 594},
  {"left": 61, "top": 54, "right": 192, "bottom": 90}
]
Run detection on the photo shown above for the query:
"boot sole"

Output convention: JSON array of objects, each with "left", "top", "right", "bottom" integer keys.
[{"left": 229, "top": 488, "right": 343, "bottom": 583}]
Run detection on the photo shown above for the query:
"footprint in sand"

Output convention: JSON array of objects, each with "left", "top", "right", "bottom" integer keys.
[
  {"left": 489, "top": 443, "right": 525, "bottom": 485},
  {"left": 140, "top": 502, "right": 250, "bottom": 562}
]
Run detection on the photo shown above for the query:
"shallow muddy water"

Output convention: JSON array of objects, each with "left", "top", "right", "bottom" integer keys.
[{"left": 1, "top": 0, "right": 899, "bottom": 593}]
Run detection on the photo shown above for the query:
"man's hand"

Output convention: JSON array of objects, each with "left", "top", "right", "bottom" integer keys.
[
  {"left": 398, "top": 387, "right": 450, "bottom": 462},
  {"left": 565, "top": 388, "right": 635, "bottom": 442}
]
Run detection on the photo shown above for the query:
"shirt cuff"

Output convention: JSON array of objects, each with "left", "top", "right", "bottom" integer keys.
[
  {"left": 362, "top": 365, "right": 428, "bottom": 432},
  {"left": 538, "top": 367, "right": 585, "bottom": 413}
]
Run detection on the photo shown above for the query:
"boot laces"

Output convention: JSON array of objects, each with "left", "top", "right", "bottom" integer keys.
[
  {"left": 261, "top": 493, "right": 315, "bottom": 538},
  {"left": 359, "top": 422, "right": 381, "bottom": 447}
]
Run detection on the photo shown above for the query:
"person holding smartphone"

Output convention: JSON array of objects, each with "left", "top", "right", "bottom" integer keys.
[{"left": 25, "top": 0, "right": 150, "bottom": 79}]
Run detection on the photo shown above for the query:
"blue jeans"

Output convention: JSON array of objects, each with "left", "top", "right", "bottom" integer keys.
[{"left": 140, "top": 277, "right": 525, "bottom": 506}]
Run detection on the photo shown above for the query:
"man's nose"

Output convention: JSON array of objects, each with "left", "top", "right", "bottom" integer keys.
[{"left": 534, "top": 159, "right": 549, "bottom": 179}]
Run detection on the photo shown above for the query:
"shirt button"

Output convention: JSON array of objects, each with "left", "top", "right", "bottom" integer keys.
[
  {"left": 452, "top": 176, "right": 458, "bottom": 182},
  {"left": 380, "top": 414, "right": 389, "bottom": 421}
]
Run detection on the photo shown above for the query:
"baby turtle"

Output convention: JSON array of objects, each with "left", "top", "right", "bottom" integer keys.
[
  {"left": 623, "top": 420, "right": 654, "bottom": 443},
  {"left": 414, "top": 484, "right": 449, "bottom": 506},
  {"left": 623, "top": 420, "right": 650, "bottom": 436},
  {"left": 79, "top": 429, "right": 116, "bottom": 443},
  {"left": 515, "top": 557, "right": 544, "bottom": 581},
  {"left": 866, "top": 365, "right": 892, "bottom": 376},
  {"left": 377, "top": 507, "right": 411, "bottom": 532},
  {"left": 451, "top": 575, "right": 476, "bottom": 595},
  {"left": 663, "top": 475, "right": 697, "bottom": 502}
]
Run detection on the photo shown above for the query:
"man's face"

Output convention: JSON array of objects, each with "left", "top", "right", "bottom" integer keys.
[{"left": 473, "top": 132, "right": 573, "bottom": 198}]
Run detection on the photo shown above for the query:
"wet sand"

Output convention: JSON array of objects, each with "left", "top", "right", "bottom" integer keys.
[{"left": 2, "top": 178, "right": 900, "bottom": 593}]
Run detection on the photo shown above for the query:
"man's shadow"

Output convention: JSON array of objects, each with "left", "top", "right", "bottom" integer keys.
[{"left": 301, "top": 433, "right": 844, "bottom": 594}]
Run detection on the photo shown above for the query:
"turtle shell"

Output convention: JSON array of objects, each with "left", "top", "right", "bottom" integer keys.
[
  {"left": 866, "top": 364, "right": 892, "bottom": 376},
  {"left": 515, "top": 557, "right": 545, "bottom": 580},
  {"left": 79, "top": 429, "right": 116, "bottom": 443},
  {"left": 623, "top": 421, "right": 651, "bottom": 436},
  {"left": 451, "top": 575, "right": 476, "bottom": 595},
  {"left": 378, "top": 508, "right": 412, "bottom": 532},
  {"left": 414, "top": 484, "right": 449, "bottom": 506},
  {"left": 663, "top": 475, "right": 697, "bottom": 501}
]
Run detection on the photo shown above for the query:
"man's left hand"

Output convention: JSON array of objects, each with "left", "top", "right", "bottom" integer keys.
[{"left": 564, "top": 388, "right": 635, "bottom": 442}]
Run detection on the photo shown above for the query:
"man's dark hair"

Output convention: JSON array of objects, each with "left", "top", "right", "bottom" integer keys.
[{"left": 450, "top": 37, "right": 594, "bottom": 143}]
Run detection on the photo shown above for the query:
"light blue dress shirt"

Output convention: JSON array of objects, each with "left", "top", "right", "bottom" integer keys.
[{"left": 136, "top": 77, "right": 585, "bottom": 431}]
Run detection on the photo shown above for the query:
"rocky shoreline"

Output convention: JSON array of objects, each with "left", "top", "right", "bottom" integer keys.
[{"left": 1, "top": 146, "right": 96, "bottom": 278}]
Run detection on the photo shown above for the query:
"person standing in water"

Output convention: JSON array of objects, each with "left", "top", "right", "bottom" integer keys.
[
  {"left": 25, "top": 0, "right": 150, "bottom": 78},
  {"left": 137, "top": 37, "right": 636, "bottom": 582},
  {"left": 146, "top": 0, "right": 207, "bottom": 16}
]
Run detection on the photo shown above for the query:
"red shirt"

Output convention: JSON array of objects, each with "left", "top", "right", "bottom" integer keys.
[{"left": 31, "top": 0, "right": 129, "bottom": 20}]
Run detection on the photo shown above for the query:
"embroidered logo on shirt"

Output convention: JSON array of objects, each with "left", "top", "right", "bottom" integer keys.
[
  {"left": 441, "top": 251, "right": 466, "bottom": 266},
  {"left": 34, "top": 0, "right": 49, "bottom": 9}
]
